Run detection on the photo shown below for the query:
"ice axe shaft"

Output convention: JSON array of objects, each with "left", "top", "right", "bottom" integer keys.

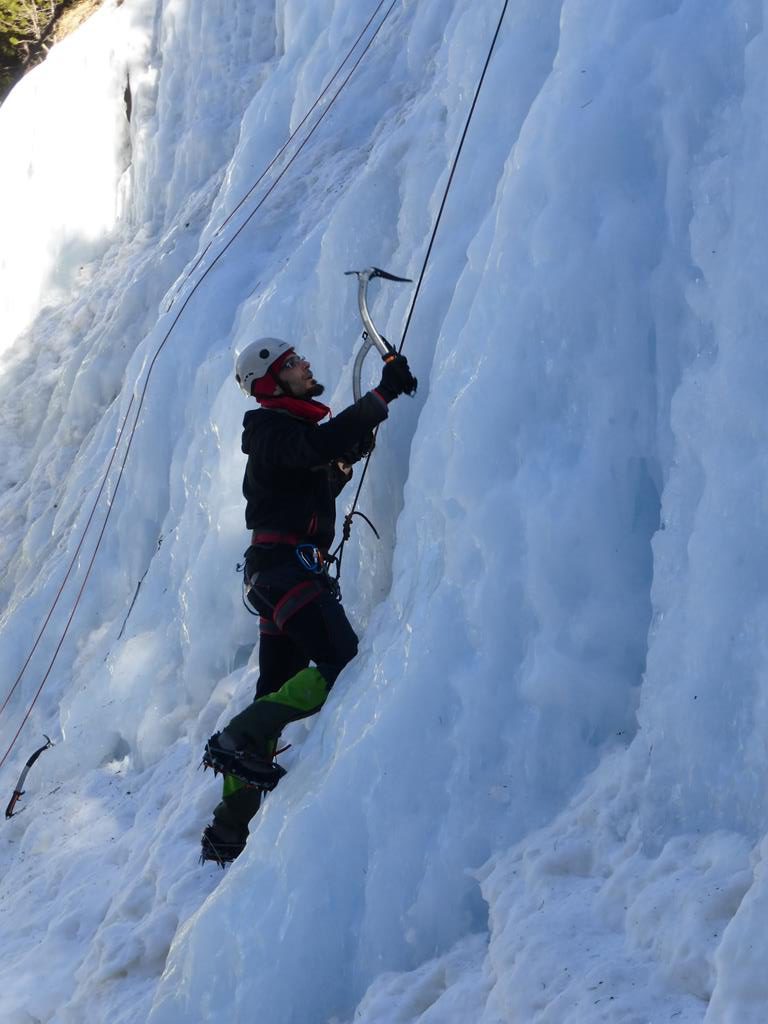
[
  {"left": 345, "top": 267, "right": 411, "bottom": 361},
  {"left": 5, "top": 735, "right": 53, "bottom": 819}
]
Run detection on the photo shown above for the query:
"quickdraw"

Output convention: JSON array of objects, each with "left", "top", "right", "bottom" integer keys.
[
  {"left": 345, "top": 267, "right": 411, "bottom": 401},
  {"left": 5, "top": 735, "right": 54, "bottom": 819}
]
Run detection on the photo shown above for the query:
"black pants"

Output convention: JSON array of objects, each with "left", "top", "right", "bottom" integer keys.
[
  {"left": 213, "top": 560, "right": 358, "bottom": 832},
  {"left": 250, "top": 563, "right": 358, "bottom": 695}
]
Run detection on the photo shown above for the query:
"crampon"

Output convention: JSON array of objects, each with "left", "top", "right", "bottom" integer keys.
[
  {"left": 201, "top": 731, "right": 286, "bottom": 790},
  {"left": 199, "top": 821, "right": 248, "bottom": 868}
]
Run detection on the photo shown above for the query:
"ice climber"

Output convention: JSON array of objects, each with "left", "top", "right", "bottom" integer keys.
[{"left": 200, "top": 337, "right": 417, "bottom": 864}]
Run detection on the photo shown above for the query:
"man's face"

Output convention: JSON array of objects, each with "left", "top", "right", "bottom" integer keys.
[{"left": 277, "top": 352, "right": 325, "bottom": 398}]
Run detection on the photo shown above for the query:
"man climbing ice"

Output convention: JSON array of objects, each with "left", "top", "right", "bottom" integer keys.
[{"left": 200, "top": 336, "right": 416, "bottom": 864}]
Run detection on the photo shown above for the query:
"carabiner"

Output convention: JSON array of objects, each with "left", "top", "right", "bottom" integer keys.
[{"left": 296, "top": 544, "right": 324, "bottom": 574}]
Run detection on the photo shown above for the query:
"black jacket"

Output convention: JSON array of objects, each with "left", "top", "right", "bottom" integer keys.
[{"left": 242, "top": 391, "right": 388, "bottom": 565}]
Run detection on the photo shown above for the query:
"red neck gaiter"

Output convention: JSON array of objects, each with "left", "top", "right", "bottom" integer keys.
[{"left": 257, "top": 395, "right": 331, "bottom": 422}]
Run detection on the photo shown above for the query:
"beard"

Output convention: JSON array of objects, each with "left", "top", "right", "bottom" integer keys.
[{"left": 281, "top": 376, "right": 325, "bottom": 399}]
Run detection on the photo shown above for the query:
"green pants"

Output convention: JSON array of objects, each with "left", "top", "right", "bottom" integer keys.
[
  {"left": 212, "top": 666, "right": 331, "bottom": 830},
  {"left": 213, "top": 558, "right": 359, "bottom": 833}
]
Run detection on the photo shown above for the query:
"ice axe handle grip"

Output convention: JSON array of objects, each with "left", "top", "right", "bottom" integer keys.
[
  {"left": 381, "top": 337, "right": 397, "bottom": 363},
  {"left": 379, "top": 340, "right": 418, "bottom": 396},
  {"left": 5, "top": 790, "right": 22, "bottom": 819}
]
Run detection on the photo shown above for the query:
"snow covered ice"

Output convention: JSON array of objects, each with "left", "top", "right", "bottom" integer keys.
[{"left": 1, "top": 0, "right": 768, "bottom": 1020}]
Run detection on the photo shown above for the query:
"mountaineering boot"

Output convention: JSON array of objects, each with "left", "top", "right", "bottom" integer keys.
[
  {"left": 202, "top": 730, "right": 286, "bottom": 790},
  {"left": 200, "top": 819, "right": 249, "bottom": 867}
]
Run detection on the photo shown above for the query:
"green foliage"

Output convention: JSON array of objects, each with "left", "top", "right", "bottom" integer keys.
[
  {"left": 1, "top": 1, "right": 51, "bottom": 45},
  {"left": 0, "top": 0, "right": 64, "bottom": 101}
]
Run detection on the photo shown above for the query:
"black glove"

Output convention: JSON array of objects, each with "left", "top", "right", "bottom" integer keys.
[
  {"left": 340, "top": 430, "right": 376, "bottom": 465},
  {"left": 376, "top": 354, "right": 417, "bottom": 402}
]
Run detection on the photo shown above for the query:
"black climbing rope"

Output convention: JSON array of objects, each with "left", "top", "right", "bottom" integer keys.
[
  {"left": 0, "top": 0, "right": 400, "bottom": 772},
  {"left": 331, "top": 0, "right": 511, "bottom": 573}
]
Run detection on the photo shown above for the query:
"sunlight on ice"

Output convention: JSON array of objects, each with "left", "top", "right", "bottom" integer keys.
[
  {"left": 0, "top": 2, "right": 136, "bottom": 357},
  {"left": 0, "top": 1, "right": 767, "bottom": 1023}
]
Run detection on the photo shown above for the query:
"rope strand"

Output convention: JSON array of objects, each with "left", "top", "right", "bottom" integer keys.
[
  {"left": 0, "top": 0, "right": 400, "bottom": 769},
  {"left": 176, "top": 0, "right": 392, "bottom": 296},
  {"left": 334, "top": 0, "right": 510, "bottom": 565}
]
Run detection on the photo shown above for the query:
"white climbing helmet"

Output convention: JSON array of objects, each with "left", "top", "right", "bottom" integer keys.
[{"left": 234, "top": 337, "right": 293, "bottom": 396}]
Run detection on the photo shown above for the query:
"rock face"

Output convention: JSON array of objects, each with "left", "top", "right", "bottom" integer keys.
[{"left": 0, "top": 0, "right": 105, "bottom": 102}]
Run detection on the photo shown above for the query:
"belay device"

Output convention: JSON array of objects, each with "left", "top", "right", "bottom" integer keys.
[{"left": 345, "top": 267, "right": 411, "bottom": 401}]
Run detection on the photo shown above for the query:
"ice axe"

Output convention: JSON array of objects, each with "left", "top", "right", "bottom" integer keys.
[
  {"left": 345, "top": 267, "right": 412, "bottom": 401},
  {"left": 5, "top": 735, "right": 54, "bottom": 819}
]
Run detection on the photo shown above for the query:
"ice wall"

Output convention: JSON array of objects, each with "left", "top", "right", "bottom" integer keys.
[{"left": 1, "top": 0, "right": 767, "bottom": 1022}]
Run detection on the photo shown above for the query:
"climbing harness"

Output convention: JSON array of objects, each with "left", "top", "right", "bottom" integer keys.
[
  {"left": 237, "top": 558, "right": 259, "bottom": 617},
  {"left": 238, "top": 539, "right": 342, "bottom": 618},
  {"left": 5, "top": 735, "right": 53, "bottom": 819}
]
